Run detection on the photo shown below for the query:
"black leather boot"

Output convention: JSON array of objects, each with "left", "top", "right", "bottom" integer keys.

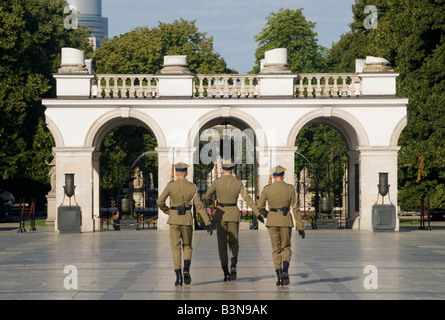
[
  {"left": 183, "top": 260, "right": 191, "bottom": 285},
  {"left": 230, "top": 257, "right": 237, "bottom": 281},
  {"left": 175, "top": 269, "right": 183, "bottom": 286},
  {"left": 222, "top": 266, "right": 230, "bottom": 282},
  {"left": 282, "top": 261, "right": 290, "bottom": 285},
  {"left": 275, "top": 269, "right": 283, "bottom": 286}
]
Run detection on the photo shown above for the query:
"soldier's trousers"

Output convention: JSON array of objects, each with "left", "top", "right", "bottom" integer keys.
[
  {"left": 216, "top": 221, "right": 239, "bottom": 267},
  {"left": 267, "top": 226, "right": 292, "bottom": 269},
  {"left": 169, "top": 224, "right": 193, "bottom": 269}
]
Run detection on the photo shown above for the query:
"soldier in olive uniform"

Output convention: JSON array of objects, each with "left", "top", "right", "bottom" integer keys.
[
  {"left": 257, "top": 165, "right": 305, "bottom": 286},
  {"left": 157, "top": 162, "right": 213, "bottom": 286},
  {"left": 204, "top": 161, "right": 264, "bottom": 282}
]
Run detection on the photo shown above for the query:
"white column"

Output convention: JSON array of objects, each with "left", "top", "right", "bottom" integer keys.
[
  {"left": 53, "top": 147, "right": 96, "bottom": 232},
  {"left": 357, "top": 146, "right": 400, "bottom": 231},
  {"left": 155, "top": 147, "right": 171, "bottom": 230},
  {"left": 155, "top": 146, "right": 197, "bottom": 230},
  {"left": 275, "top": 147, "right": 298, "bottom": 185},
  {"left": 256, "top": 146, "right": 298, "bottom": 230},
  {"left": 347, "top": 150, "right": 360, "bottom": 229},
  {"left": 92, "top": 151, "right": 102, "bottom": 231}
]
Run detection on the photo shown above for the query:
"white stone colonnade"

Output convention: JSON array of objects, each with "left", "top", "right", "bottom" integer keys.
[{"left": 43, "top": 48, "right": 408, "bottom": 232}]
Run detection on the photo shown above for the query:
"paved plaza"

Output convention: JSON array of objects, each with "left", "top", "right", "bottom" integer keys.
[{"left": 0, "top": 222, "right": 444, "bottom": 301}]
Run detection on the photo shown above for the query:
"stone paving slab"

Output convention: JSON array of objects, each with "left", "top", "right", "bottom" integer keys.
[{"left": 0, "top": 222, "right": 445, "bottom": 301}]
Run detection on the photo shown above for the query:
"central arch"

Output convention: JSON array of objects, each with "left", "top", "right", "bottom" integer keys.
[
  {"left": 190, "top": 109, "right": 266, "bottom": 230},
  {"left": 187, "top": 108, "right": 268, "bottom": 150}
]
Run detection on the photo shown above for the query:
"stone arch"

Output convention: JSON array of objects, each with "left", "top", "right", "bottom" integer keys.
[
  {"left": 84, "top": 108, "right": 167, "bottom": 150},
  {"left": 390, "top": 115, "right": 408, "bottom": 147},
  {"left": 288, "top": 107, "right": 370, "bottom": 229},
  {"left": 187, "top": 107, "right": 268, "bottom": 150},
  {"left": 287, "top": 108, "right": 370, "bottom": 150},
  {"left": 45, "top": 115, "right": 65, "bottom": 148}
]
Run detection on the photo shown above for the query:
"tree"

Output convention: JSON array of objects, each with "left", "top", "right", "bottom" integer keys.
[
  {"left": 100, "top": 126, "right": 158, "bottom": 195},
  {"left": 0, "top": 0, "right": 91, "bottom": 194},
  {"left": 93, "top": 19, "right": 234, "bottom": 74},
  {"left": 325, "top": 0, "right": 445, "bottom": 210},
  {"left": 251, "top": 8, "right": 327, "bottom": 73},
  {"left": 295, "top": 124, "right": 348, "bottom": 198}
]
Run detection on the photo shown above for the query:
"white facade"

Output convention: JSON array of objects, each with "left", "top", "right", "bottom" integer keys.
[{"left": 43, "top": 48, "right": 408, "bottom": 232}]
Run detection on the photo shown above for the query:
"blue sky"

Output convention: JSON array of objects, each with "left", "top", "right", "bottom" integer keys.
[{"left": 102, "top": 0, "right": 356, "bottom": 73}]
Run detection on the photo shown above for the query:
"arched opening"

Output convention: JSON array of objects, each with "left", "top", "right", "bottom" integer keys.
[
  {"left": 292, "top": 113, "right": 364, "bottom": 229},
  {"left": 192, "top": 116, "right": 260, "bottom": 229},
  {"left": 295, "top": 123, "right": 349, "bottom": 229},
  {"left": 93, "top": 118, "right": 159, "bottom": 230}
]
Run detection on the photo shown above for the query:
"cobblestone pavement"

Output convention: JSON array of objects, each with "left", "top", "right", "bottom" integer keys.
[{"left": 0, "top": 222, "right": 444, "bottom": 301}]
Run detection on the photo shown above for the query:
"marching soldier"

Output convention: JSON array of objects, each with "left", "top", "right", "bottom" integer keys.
[
  {"left": 257, "top": 165, "right": 305, "bottom": 286},
  {"left": 157, "top": 162, "right": 213, "bottom": 286},
  {"left": 204, "top": 161, "right": 264, "bottom": 282}
]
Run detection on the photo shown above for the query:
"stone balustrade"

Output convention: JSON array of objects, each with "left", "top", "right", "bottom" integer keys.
[
  {"left": 91, "top": 73, "right": 363, "bottom": 99},
  {"left": 194, "top": 75, "right": 259, "bottom": 98},
  {"left": 93, "top": 74, "right": 158, "bottom": 99},
  {"left": 295, "top": 74, "right": 362, "bottom": 98}
]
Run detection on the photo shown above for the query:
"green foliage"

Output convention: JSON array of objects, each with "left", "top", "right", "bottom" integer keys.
[
  {"left": 100, "top": 126, "right": 158, "bottom": 193},
  {"left": 0, "top": 0, "right": 91, "bottom": 183},
  {"left": 326, "top": 0, "right": 445, "bottom": 210},
  {"left": 93, "top": 19, "right": 234, "bottom": 74},
  {"left": 295, "top": 125, "right": 348, "bottom": 197},
  {"left": 251, "top": 8, "right": 327, "bottom": 73}
]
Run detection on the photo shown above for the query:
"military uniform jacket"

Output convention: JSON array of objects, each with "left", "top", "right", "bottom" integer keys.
[
  {"left": 157, "top": 178, "right": 211, "bottom": 226},
  {"left": 204, "top": 175, "right": 261, "bottom": 222},
  {"left": 257, "top": 180, "right": 304, "bottom": 230}
]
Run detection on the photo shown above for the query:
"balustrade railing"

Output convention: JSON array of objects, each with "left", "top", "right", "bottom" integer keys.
[
  {"left": 93, "top": 75, "right": 158, "bottom": 99},
  {"left": 193, "top": 75, "right": 259, "bottom": 99},
  {"left": 91, "top": 73, "right": 362, "bottom": 99},
  {"left": 295, "top": 74, "right": 361, "bottom": 98}
]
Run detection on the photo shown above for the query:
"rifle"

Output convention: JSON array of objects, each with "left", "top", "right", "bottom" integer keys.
[
  {"left": 213, "top": 162, "right": 218, "bottom": 208},
  {"left": 170, "top": 147, "right": 175, "bottom": 182},
  {"left": 268, "top": 148, "right": 272, "bottom": 184}
]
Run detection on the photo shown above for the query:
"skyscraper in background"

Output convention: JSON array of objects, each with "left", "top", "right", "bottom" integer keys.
[{"left": 67, "top": 0, "right": 108, "bottom": 48}]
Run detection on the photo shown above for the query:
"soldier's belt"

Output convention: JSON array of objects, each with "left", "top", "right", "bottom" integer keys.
[
  {"left": 170, "top": 206, "right": 191, "bottom": 210},
  {"left": 270, "top": 207, "right": 290, "bottom": 216},
  {"left": 218, "top": 203, "right": 237, "bottom": 207},
  {"left": 171, "top": 205, "right": 190, "bottom": 215}
]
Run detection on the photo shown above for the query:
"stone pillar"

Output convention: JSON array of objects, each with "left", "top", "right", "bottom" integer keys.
[
  {"left": 358, "top": 56, "right": 399, "bottom": 97},
  {"left": 155, "top": 147, "right": 171, "bottom": 230},
  {"left": 347, "top": 150, "right": 360, "bottom": 229},
  {"left": 274, "top": 147, "right": 298, "bottom": 186},
  {"left": 155, "top": 146, "right": 196, "bottom": 230},
  {"left": 92, "top": 151, "right": 102, "bottom": 231},
  {"left": 256, "top": 146, "right": 298, "bottom": 230},
  {"left": 45, "top": 192, "right": 57, "bottom": 224},
  {"left": 258, "top": 48, "right": 296, "bottom": 99},
  {"left": 357, "top": 147, "right": 400, "bottom": 231},
  {"left": 157, "top": 55, "right": 194, "bottom": 99},
  {"left": 53, "top": 147, "right": 96, "bottom": 233},
  {"left": 53, "top": 48, "right": 94, "bottom": 97}
]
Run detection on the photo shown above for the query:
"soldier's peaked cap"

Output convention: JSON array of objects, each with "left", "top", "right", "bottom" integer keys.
[
  {"left": 175, "top": 162, "right": 189, "bottom": 171},
  {"left": 221, "top": 161, "right": 236, "bottom": 170},
  {"left": 273, "top": 165, "right": 286, "bottom": 175}
]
